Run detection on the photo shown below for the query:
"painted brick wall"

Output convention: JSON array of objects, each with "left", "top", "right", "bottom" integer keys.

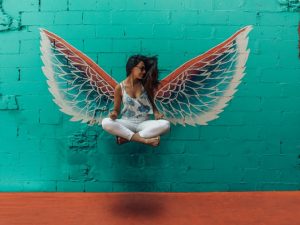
[{"left": 0, "top": 0, "right": 299, "bottom": 192}]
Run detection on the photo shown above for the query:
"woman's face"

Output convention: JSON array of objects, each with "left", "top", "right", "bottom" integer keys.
[{"left": 131, "top": 61, "right": 146, "bottom": 80}]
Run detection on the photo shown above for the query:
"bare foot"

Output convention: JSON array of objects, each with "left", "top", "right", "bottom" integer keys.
[
  {"left": 145, "top": 136, "right": 160, "bottom": 147},
  {"left": 116, "top": 136, "right": 129, "bottom": 145}
]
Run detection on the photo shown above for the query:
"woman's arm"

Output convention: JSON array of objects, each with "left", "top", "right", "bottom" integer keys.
[{"left": 110, "top": 84, "right": 122, "bottom": 120}]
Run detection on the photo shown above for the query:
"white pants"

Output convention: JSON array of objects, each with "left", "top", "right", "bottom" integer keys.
[{"left": 102, "top": 117, "right": 170, "bottom": 140}]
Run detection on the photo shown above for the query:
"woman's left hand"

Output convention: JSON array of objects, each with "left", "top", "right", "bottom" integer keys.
[{"left": 154, "top": 111, "right": 164, "bottom": 120}]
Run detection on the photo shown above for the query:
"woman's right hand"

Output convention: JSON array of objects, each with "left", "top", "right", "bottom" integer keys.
[{"left": 109, "top": 110, "right": 118, "bottom": 120}]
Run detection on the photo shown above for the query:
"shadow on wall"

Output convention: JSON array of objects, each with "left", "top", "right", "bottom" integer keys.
[{"left": 106, "top": 139, "right": 164, "bottom": 192}]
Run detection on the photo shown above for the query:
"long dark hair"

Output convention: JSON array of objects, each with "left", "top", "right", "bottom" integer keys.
[
  {"left": 125, "top": 54, "right": 160, "bottom": 104},
  {"left": 142, "top": 55, "right": 160, "bottom": 104}
]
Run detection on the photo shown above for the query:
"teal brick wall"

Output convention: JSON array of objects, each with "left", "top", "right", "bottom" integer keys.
[{"left": 0, "top": 0, "right": 299, "bottom": 192}]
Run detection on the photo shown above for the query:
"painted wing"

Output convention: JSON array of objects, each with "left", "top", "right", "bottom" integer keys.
[
  {"left": 154, "top": 26, "right": 253, "bottom": 126},
  {"left": 40, "top": 29, "right": 117, "bottom": 124}
]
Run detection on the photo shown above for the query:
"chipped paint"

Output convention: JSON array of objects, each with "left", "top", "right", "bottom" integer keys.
[
  {"left": 0, "top": 0, "right": 20, "bottom": 31},
  {"left": 278, "top": 0, "right": 300, "bottom": 12}
]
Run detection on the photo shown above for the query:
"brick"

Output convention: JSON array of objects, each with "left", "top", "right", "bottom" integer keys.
[
  {"left": 254, "top": 25, "right": 283, "bottom": 40},
  {"left": 199, "top": 125, "right": 229, "bottom": 140},
  {"left": 227, "top": 12, "right": 257, "bottom": 26},
  {"left": 0, "top": 95, "right": 18, "bottom": 110},
  {"left": 22, "top": 12, "right": 55, "bottom": 25},
  {"left": 228, "top": 183, "right": 257, "bottom": 191},
  {"left": 0, "top": 68, "right": 19, "bottom": 82},
  {"left": 210, "top": 111, "right": 244, "bottom": 126},
  {"left": 19, "top": 53, "right": 42, "bottom": 67},
  {"left": 171, "top": 11, "right": 200, "bottom": 25},
  {"left": 169, "top": 39, "right": 217, "bottom": 54},
  {"left": 57, "top": 181, "right": 84, "bottom": 191},
  {"left": 178, "top": 168, "right": 216, "bottom": 183},
  {"left": 84, "top": 181, "right": 113, "bottom": 191},
  {"left": 184, "top": 26, "right": 214, "bottom": 39},
  {"left": 281, "top": 112, "right": 300, "bottom": 126},
  {"left": 83, "top": 12, "right": 111, "bottom": 24},
  {"left": 214, "top": 153, "right": 260, "bottom": 170},
  {"left": 40, "top": 165, "right": 68, "bottom": 180},
  {"left": 184, "top": 154, "right": 214, "bottom": 169},
  {"left": 260, "top": 68, "right": 299, "bottom": 83},
  {"left": 96, "top": 25, "right": 125, "bottom": 38},
  {"left": 1, "top": 82, "right": 48, "bottom": 95},
  {"left": 69, "top": 0, "right": 105, "bottom": 10},
  {"left": 153, "top": 24, "right": 184, "bottom": 39},
  {"left": 19, "top": 67, "right": 47, "bottom": 82},
  {"left": 228, "top": 96, "right": 262, "bottom": 112},
  {"left": 156, "top": 140, "right": 186, "bottom": 154},
  {"left": 84, "top": 38, "right": 113, "bottom": 52},
  {"left": 17, "top": 122, "right": 59, "bottom": 139},
  {"left": 2, "top": 0, "right": 39, "bottom": 12},
  {"left": 280, "top": 169, "right": 300, "bottom": 183},
  {"left": 111, "top": 11, "right": 141, "bottom": 24},
  {"left": 172, "top": 183, "right": 229, "bottom": 192},
  {"left": 214, "top": 0, "right": 246, "bottom": 11},
  {"left": 112, "top": 39, "right": 141, "bottom": 52},
  {"left": 198, "top": 12, "right": 230, "bottom": 25},
  {"left": 138, "top": 11, "right": 170, "bottom": 24},
  {"left": 242, "top": 111, "right": 281, "bottom": 126},
  {"left": 97, "top": 53, "right": 126, "bottom": 68},
  {"left": 169, "top": 125, "right": 200, "bottom": 140},
  {"left": 154, "top": 0, "right": 185, "bottom": 10},
  {"left": 278, "top": 40, "right": 299, "bottom": 57},
  {"left": 45, "top": 25, "right": 96, "bottom": 39},
  {"left": 262, "top": 154, "right": 298, "bottom": 169},
  {"left": 110, "top": 67, "right": 124, "bottom": 79},
  {"left": 227, "top": 125, "right": 264, "bottom": 141},
  {"left": 244, "top": 0, "right": 281, "bottom": 12},
  {"left": 284, "top": 12, "right": 299, "bottom": 25},
  {"left": 22, "top": 181, "right": 57, "bottom": 191},
  {"left": 185, "top": 0, "right": 213, "bottom": 11},
  {"left": 54, "top": 11, "right": 83, "bottom": 24},
  {"left": 124, "top": 25, "right": 154, "bottom": 38},
  {"left": 278, "top": 53, "right": 300, "bottom": 67},
  {"left": 141, "top": 39, "right": 170, "bottom": 53},
  {"left": 39, "top": 107, "right": 62, "bottom": 125},
  {"left": 88, "top": 153, "right": 113, "bottom": 169},
  {"left": 125, "top": 0, "right": 155, "bottom": 10},
  {"left": 0, "top": 125, "right": 18, "bottom": 140},
  {"left": 0, "top": 39, "right": 19, "bottom": 54},
  {"left": 20, "top": 39, "right": 40, "bottom": 54},
  {"left": 247, "top": 54, "right": 280, "bottom": 69},
  {"left": 0, "top": 54, "right": 20, "bottom": 68},
  {"left": 258, "top": 12, "right": 288, "bottom": 26},
  {"left": 40, "top": 0, "right": 68, "bottom": 11},
  {"left": 112, "top": 182, "right": 171, "bottom": 192},
  {"left": 237, "top": 83, "right": 283, "bottom": 98},
  {"left": 259, "top": 183, "right": 299, "bottom": 191},
  {"left": 213, "top": 168, "right": 244, "bottom": 183},
  {"left": 213, "top": 25, "right": 248, "bottom": 39},
  {"left": 0, "top": 181, "right": 25, "bottom": 191}
]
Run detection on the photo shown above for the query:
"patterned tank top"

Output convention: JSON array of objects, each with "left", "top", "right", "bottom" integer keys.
[{"left": 120, "top": 81, "right": 153, "bottom": 119}]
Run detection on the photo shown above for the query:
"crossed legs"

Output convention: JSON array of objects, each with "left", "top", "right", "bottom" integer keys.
[{"left": 101, "top": 118, "right": 170, "bottom": 147}]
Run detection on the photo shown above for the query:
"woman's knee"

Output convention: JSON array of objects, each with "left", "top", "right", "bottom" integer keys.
[
  {"left": 101, "top": 118, "right": 114, "bottom": 132},
  {"left": 159, "top": 119, "right": 170, "bottom": 132}
]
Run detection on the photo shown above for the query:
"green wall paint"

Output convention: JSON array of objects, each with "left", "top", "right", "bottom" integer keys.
[{"left": 0, "top": 0, "right": 299, "bottom": 192}]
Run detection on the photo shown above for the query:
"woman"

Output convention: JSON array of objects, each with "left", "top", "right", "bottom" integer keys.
[{"left": 102, "top": 55, "right": 170, "bottom": 147}]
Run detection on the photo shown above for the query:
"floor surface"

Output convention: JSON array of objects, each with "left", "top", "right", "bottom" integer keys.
[{"left": 0, "top": 191, "right": 299, "bottom": 225}]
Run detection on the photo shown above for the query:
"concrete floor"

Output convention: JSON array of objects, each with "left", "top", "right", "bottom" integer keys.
[{"left": 0, "top": 191, "right": 299, "bottom": 225}]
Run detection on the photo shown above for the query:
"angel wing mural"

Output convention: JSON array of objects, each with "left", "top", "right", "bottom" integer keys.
[{"left": 40, "top": 25, "right": 252, "bottom": 126}]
